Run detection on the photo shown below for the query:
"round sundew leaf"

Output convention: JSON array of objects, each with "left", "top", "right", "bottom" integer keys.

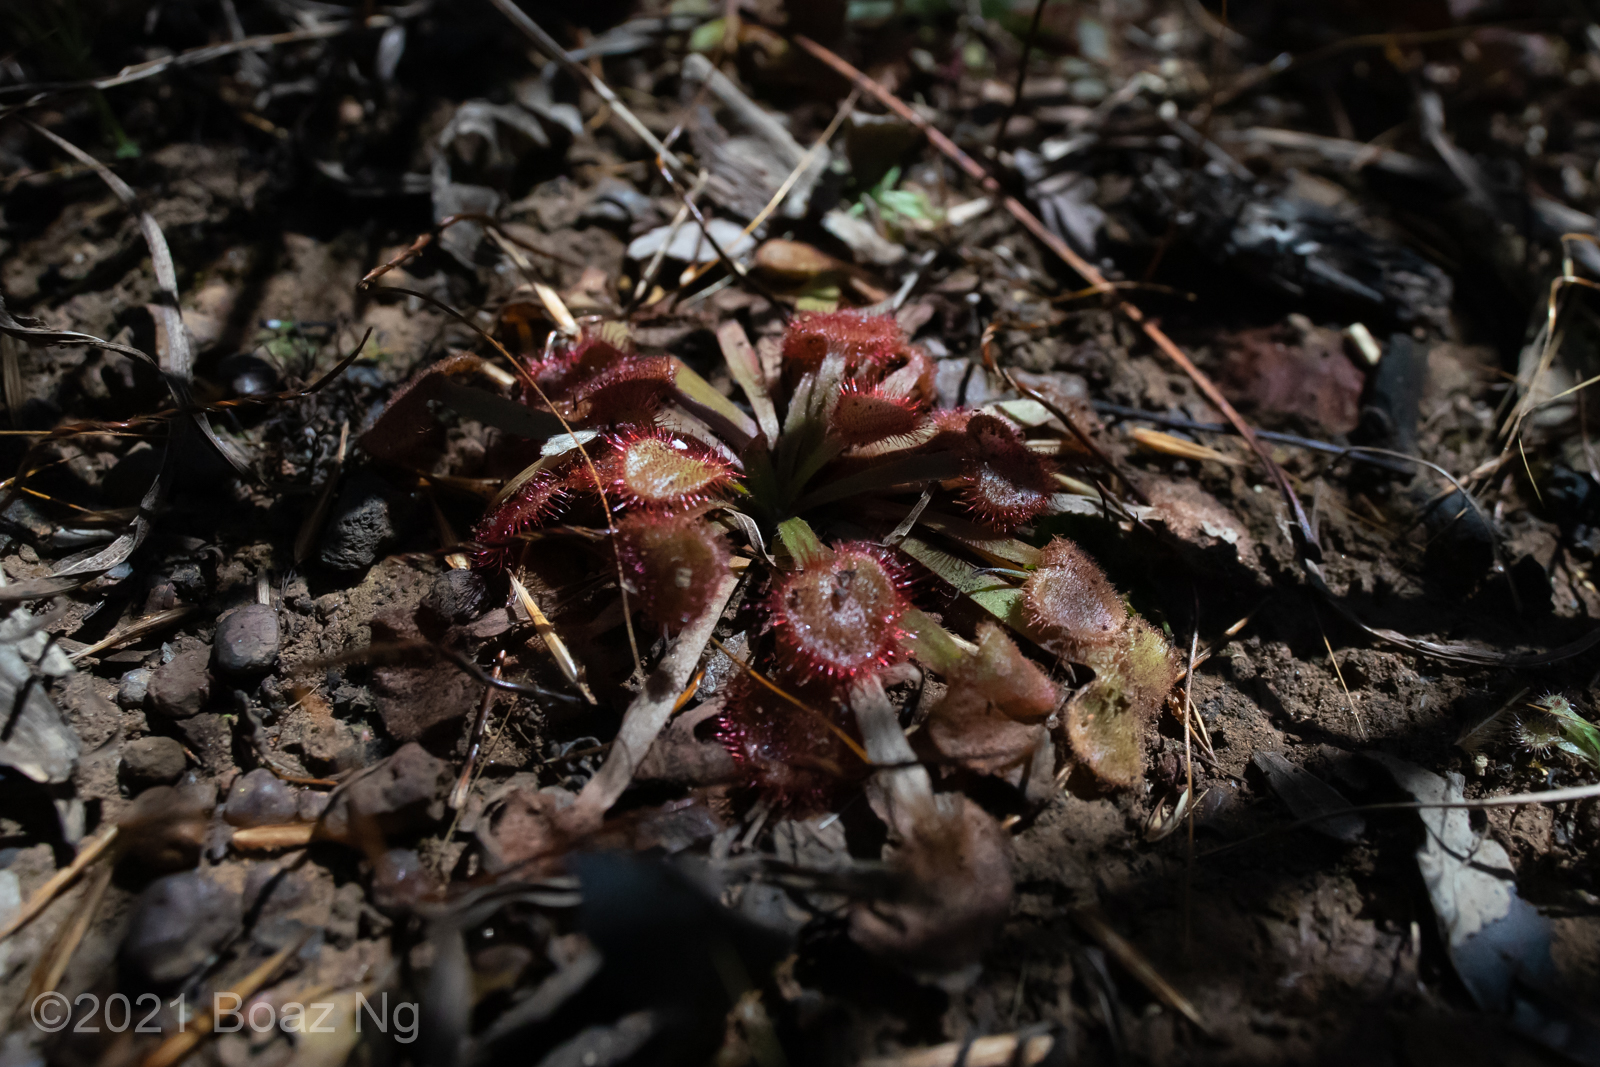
[
  {"left": 1023, "top": 536, "right": 1126, "bottom": 653},
  {"left": 772, "top": 543, "right": 908, "bottom": 680},
  {"left": 782, "top": 310, "right": 906, "bottom": 379},
  {"left": 957, "top": 414, "right": 1055, "bottom": 530},
  {"left": 831, "top": 383, "right": 923, "bottom": 447},
  {"left": 606, "top": 432, "right": 736, "bottom": 510},
  {"left": 615, "top": 512, "right": 730, "bottom": 628},
  {"left": 715, "top": 673, "right": 866, "bottom": 812}
]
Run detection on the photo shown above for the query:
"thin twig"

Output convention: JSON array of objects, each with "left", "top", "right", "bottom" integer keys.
[
  {"left": 1181, "top": 623, "right": 1197, "bottom": 953},
  {"left": 1200, "top": 779, "right": 1600, "bottom": 859},
  {"left": 0, "top": 18, "right": 396, "bottom": 97},
  {"left": 1317, "top": 622, "right": 1366, "bottom": 741},
  {"left": 792, "top": 35, "right": 1320, "bottom": 559},
  {"left": 485, "top": 0, "right": 685, "bottom": 173},
  {"left": 990, "top": 0, "right": 1049, "bottom": 155}
]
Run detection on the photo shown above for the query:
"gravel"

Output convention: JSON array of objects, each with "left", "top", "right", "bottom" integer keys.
[
  {"left": 146, "top": 647, "right": 212, "bottom": 719},
  {"left": 117, "top": 667, "right": 153, "bottom": 709},
  {"left": 213, "top": 604, "right": 280, "bottom": 677},
  {"left": 120, "top": 736, "right": 187, "bottom": 788},
  {"left": 223, "top": 768, "right": 301, "bottom": 827}
]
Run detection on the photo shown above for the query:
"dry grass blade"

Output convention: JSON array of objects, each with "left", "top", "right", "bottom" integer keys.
[
  {"left": 485, "top": 0, "right": 684, "bottom": 173},
  {"left": 231, "top": 824, "right": 317, "bottom": 851},
  {"left": 449, "top": 652, "right": 508, "bottom": 811},
  {"left": 139, "top": 927, "right": 314, "bottom": 1067},
  {"left": 1, "top": 335, "right": 23, "bottom": 424},
  {"left": 1130, "top": 427, "right": 1241, "bottom": 466},
  {"left": 793, "top": 35, "right": 1318, "bottom": 558},
  {"left": 509, "top": 573, "right": 595, "bottom": 704},
  {"left": 1302, "top": 561, "right": 1600, "bottom": 666},
  {"left": 1070, "top": 909, "right": 1208, "bottom": 1033},
  {"left": 0, "top": 293, "right": 149, "bottom": 362},
  {"left": 68, "top": 605, "right": 198, "bottom": 661},
  {"left": 1318, "top": 626, "right": 1366, "bottom": 741},
  {"left": 19, "top": 861, "right": 113, "bottom": 1007},
  {"left": 533, "top": 282, "right": 580, "bottom": 337},
  {"left": 0, "top": 18, "right": 394, "bottom": 97},
  {"left": 1201, "top": 779, "right": 1600, "bottom": 860},
  {"left": 861, "top": 1032, "right": 1059, "bottom": 1067},
  {"left": 566, "top": 570, "right": 742, "bottom": 830},
  {"left": 27, "top": 121, "right": 249, "bottom": 476},
  {"left": 717, "top": 321, "right": 780, "bottom": 446},
  {"left": 0, "top": 824, "right": 117, "bottom": 943},
  {"left": 679, "top": 85, "right": 862, "bottom": 288},
  {"left": 1144, "top": 786, "right": 1196, "bottom": 843}
]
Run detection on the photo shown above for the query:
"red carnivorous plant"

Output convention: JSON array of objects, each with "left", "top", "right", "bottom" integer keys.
[{"left": 465, "top": 309, "right": 1177, "bottom": 802}]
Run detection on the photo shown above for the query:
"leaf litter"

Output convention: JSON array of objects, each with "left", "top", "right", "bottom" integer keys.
[{"left": 1, "top": 2, "right": 1600, "bottom": 1066}]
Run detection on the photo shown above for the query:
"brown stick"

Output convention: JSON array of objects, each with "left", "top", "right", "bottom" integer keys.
[{"left": 792, "top": 35, "right": 1319, "bottom": 558}]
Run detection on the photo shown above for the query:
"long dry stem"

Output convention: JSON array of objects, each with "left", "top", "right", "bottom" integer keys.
[{"left": 792, "top": 35, "right": 1320, "bottom": 558}]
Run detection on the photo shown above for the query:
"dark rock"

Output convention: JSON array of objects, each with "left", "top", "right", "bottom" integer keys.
[
  {"left": 319, "top": 742, "right": 450, "bottom": 844},
  {"left": 327, "top": 882, "right": 365, "bottom": 948},
  {"left": 121, "top": 736, "right": 187, "bottom": 788},
  {"left": 116, "top": 668, "right": 154, "bottom": 709},
  {"left": 142, "top": 579, "right": 180, "bottom": 615},
  {"left": 421, "top": 569, "right": 489, "bottom": 625},
  {"left": 2, "top": 496, "right": 54, "bottom": 539},
  {"left": 223, "top": 768, "right": 300, "bottom": 827},
  {"left": 102, "top": 447, "right": 165, "bottom": 508},
  {"left": 116, "top": 785, "right": 212, "bottom": 872},
  {"left": 169, "top": 562, "right": 207, "bottom": 602},
  {"left": 319, "top": 472, "right": 410, "bottom": 571},
  {"left": 121, "top": 871, "right": 242, "bottom": 985},
  {"left": 213, "top": 604, "right": 280, "bottom": 677},
  {"left": 1544, "top": 465, "right": 1599, "bottom": 529},
  {"left": 297, "top": 790, "right": 330, "bottom": 822},
  {"left": 370, "top": 848, "right": 435, "bottom": 913},
  {"left": 147, "top": 647, "right": 212, "bottom": 719}
]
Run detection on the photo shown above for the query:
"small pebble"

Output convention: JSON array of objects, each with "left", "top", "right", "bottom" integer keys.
[
  {"left": 297, "top": 790, "right": 330, "bottom": 823},
  {"left": 320, "top": 472, "right": 406, "bottom": 571},
  {"left": 370, "top": 848, "right": 434, "bottom": 913},
  {"left": 121, "top": 871, "right": 241, "bottom": 985},
  {"left": 169, "top": 562, "right": 207, "bottom": 602},
  {"left": 421, "top": 569, "right": 488, "bottom": 625},
  {"left": 215, "top": 353, "right": 280, "bottom": 398},
  {"left": 213, "top": 604, "right": 280, "bottom": 677},
  {"left": 117, "top": 667, "right": 154, "bottom": 709},
  {"left": 121, "top": 736, "right": 187, "bottom": 788},
  {"left": 117, "top": 784, "right": 212, "bottom": 873},
  {"left": 223, "top": 768, "right": 300, "bottom": 827},
  {"left": 318, "top": 743, "right": 450, "bottom": 843},
  {"left": 146, "top": 647, "right": 212, "bottom": 719}
]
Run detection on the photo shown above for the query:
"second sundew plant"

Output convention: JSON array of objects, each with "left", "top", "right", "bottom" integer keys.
[{"left": 472, "top": 310, "right": 1179, "bottom": 800}]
